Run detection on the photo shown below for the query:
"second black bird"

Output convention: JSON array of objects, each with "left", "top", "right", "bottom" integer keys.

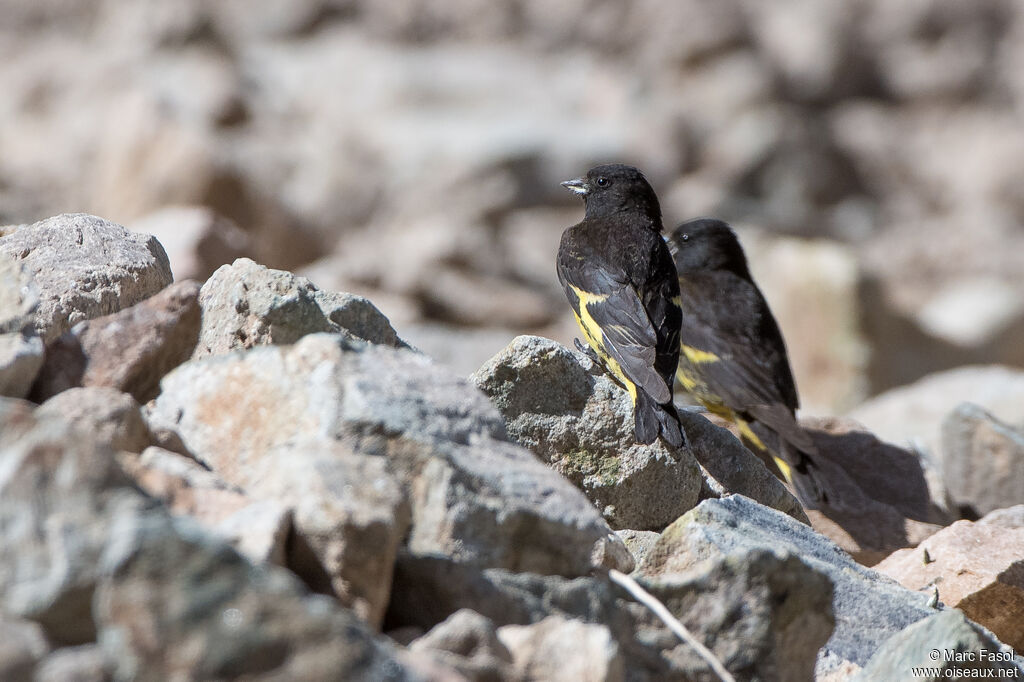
[
  {"left": 667, "top": 218, "right": 831, "bottom": 508},
  {"left": 557, "top": 164, "right": 685, "bottom": 447}
]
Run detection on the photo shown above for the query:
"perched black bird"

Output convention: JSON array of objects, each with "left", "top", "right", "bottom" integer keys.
[
  {"left": 557, "top": 164, "right": 685, "bottom": 447},
  {"left": 667, "top": 218, "right": 830, "bottom": 507}
]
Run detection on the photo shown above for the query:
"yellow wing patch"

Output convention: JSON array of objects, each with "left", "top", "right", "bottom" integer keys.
[
  {"left": 569, "top": 286, "right": 638, "bottom": 402},
  {"left": 680, "top": 344, "right": 720, "bottom": 365}
]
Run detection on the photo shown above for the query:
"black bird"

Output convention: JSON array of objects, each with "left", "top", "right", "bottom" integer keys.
[
  {"left": 557, "top": 164, "right": 685, "bottom": 447},
  {"left": 668, "top": 218, "right": 829, "bottom": 507}
]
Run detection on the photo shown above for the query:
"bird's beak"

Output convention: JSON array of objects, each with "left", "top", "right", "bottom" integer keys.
[{"left": 561, "top": 177, "right": 589, "bottom": 195}]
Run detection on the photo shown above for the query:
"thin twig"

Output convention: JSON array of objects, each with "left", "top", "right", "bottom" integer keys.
[{"left": 607, "top": 568, "right": 735, "bottom": 682}]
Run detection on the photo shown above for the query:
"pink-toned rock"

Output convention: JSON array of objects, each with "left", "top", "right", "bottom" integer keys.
[
  {"left": 36, "top": 387, "right": 152, "bottom": 454},
  {"left": 32, "top": 280, "right": 201, "bottom": 403},
  {"left": 874, "top": 519, "right": 1024, "bottom": 650},
  {"left": 119, "top": 446, "right": 291, "bottom": 566}
]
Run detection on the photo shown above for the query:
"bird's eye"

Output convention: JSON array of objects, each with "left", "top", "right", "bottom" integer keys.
[
  {"left": 596, "top": 177, "right": 609, "bottom": 187},
  {"left": 681, "top": 234, "right": 689, "bottom": 242}
]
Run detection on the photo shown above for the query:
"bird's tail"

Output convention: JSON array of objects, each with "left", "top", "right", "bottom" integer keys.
[
  {"left": 773, "top": 442, "right": 832, "bottom": 511},
  {"left": 634, "top": 390, "right": 686, "bottom": 448}
]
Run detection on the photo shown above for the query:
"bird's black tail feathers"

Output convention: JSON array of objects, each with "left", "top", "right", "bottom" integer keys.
[
  {"left": 782, "top": 442, "right": 834, "bottom": 511},
  {"left": 634, "top": 390, "right": 686, "bottom": 448}
]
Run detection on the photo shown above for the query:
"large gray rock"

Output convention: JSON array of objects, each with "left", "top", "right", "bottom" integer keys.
[
  {"left": 0, "top": 214, "right": 172, "bottom": 342},
  {"left": 472, "top": 335, "right": 702, "bottom": 530},
  {"left": 638, "top": 495, "right": 936, "bottom": 678},
  {"left": 941, "top": 402, "right": 1024, "bottom": 517},
  {"left": 0, "top": 406, "right": 433, "bottom": 680},
  {"left": 95, "top": 511, "right": 424, "bottom": 681},
  {"left": 0, "top": 255, "right": 44, "bottom": 399},
  {"left": 33, "top": 645, "right": 112, "bottom": 682},
  {"left": 638, "top": 549, "right": 833, "bottom": 682},
  {"left": 35, "top": 387, "right": 152, "bottom": 453},
  {"left": 193, "top": 257, "right": 405, "bottom": 359},
  {"left": 0, "top": 410, "right": 151, "bottom": 645},
  {"left": 32, "top": 279, "right": 202, "bottom": 403},
  {"left": 148, "top": 333, "right": 631, "bottom": 588},
  {"left": 853, "top": 610, "right": 1022, "bottom": 682}
]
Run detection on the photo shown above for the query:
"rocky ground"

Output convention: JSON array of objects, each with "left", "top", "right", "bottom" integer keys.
[{"left": 3, "top": 213, "right": 1024, "bottom": 681}]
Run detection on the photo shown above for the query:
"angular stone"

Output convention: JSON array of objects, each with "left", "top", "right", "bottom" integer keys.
[
  {"left": 95, "top": 511, "right": 424, "bottom": 681},
  {"left": 120, "top": 446, "right": 291, "bottom": 566},
  {"left": 0, "top": 214, "right": 172, "bottom": 342},
  {"left": 193, "top": 258, "right": 404, "bottom": 359},
  {"left": 0, "top": 333, "right": 43, "bottom": 400},
  {"left": 32, "top": 279, "right": 202, "bottom": 403},
  {"left": 853, "top": 610, "right": 1022, "bottom": 682},
  {"left": 874, "top": 519, "right": 1024, "bottom": 650},
  {"left": 615, "top": 530, "right": 660, "bottom": 570},
  {"left": 409, "top": 609, "right": 515, "bottom": 682},
  {"left": 497, "top": 615, "right": 625, "bottom": 682},
  {"left": 36, "top": 387, "right": 151, "bottom": 454},
  {"left": 941, "top": 403, "right": 1024, "bottom": 517},
  {"left": 472, "top": 336, "right": 701, "bottom": 530},
  {"left": 638, "top": 495, "right": 935, "bottom": 677},
  {"left": 638, "top": 549, "right": 833, "bottom": 682}
]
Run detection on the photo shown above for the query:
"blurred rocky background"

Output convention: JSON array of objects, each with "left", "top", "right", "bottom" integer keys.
[{"left": 3, "top": 0, "right": 1024, "bottom": 416}]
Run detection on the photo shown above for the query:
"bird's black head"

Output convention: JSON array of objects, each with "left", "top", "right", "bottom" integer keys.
[
  {"left": 561, "top": 164, "right": 662, "bottom": 228},
  {"left": 668, "top": 218, "right": 752, "bottom": 280}
]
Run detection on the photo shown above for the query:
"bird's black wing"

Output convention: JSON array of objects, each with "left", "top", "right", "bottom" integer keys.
[
  {"left": 558, "top": 240, "right": 671, "bottom": 404},
  {"left": 676, "top": 270, "right": 799, "bottom": 413}
]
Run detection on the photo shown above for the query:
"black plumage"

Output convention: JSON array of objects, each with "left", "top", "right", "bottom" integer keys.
[
  {"left": 557, "top": 164, "right": 685, "bottom": 447},
  {"left": 668, "top": 218, "right": 830, "bottom": 507}
]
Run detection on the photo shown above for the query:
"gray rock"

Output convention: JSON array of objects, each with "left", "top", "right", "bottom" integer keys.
[
  {"left": 853, "top": 610, "right": 1022, "bottom": 682},
  {"left": 33, "top": 645, "right": 112, "bottom": 682},
  {"left": 193, "top": 258, "right": 404, "bottom": 359},
  {"left": 638, "top": 549, "right": 833, "bottom": 682},
  {"left": 121, "top": 446, "right": 292, "bottom": 567},
  {"left": 0, "top": 403, "right": 431, "bottom": 680},
  {"left": 0, "top": 255, "right": 44, "bottom": 399},
  {"left": 941, "top": 402, "right": 1024, "bottom": 517},
  {"left": 0, "top": 618, "right": 49, "bottom": 681},
  {"left": 95, "top": 511, "right": 423, "bottom": 681},
  {"left": 0, "top": 412, "right": 155, "bottom": 644},
  {"left": 472, "top": 335, "right": 702, "bottom": 530},
  {"left": 615, "top": 530, "right": 661, "bottom": 570},
  {"left": 409, "top": 609, "right": 515, "bottom": 682},
  {"left": 386, "top": 555, "right": 679, "bottom": 682},
  {"left": 36, "top": 387, "right": 151, "bottom": 454},
  {"left": 32, "top": 279, "right": 202, "bottom": 403},
  {"left": 0, "top": 214, "right": 172, "bottom": 342},
  {"left": 681, "top": 409, "right": 808, "bottom": 523},
  {"left": 0, "top": 333, "right": 43, "bottom": 400},
  {"left": 149, "top": 333, "right": 630, "bottom": 585},
  {"left": 497, "top": 615, "right": 625, "bottom": 682},
  {"left": 637, "top": 495, "right": 936, "bottom": 677}
]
